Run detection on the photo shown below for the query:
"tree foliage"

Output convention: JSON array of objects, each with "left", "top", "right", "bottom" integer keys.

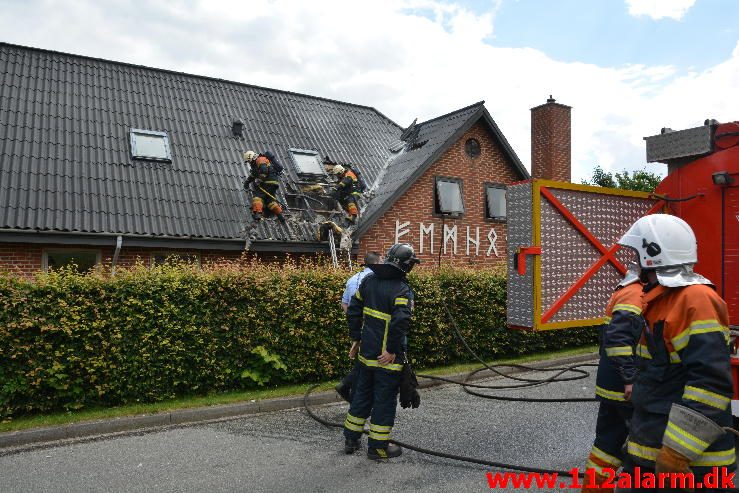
[{"left": 582, "top": 165, "right": 662, "bottom": 192}]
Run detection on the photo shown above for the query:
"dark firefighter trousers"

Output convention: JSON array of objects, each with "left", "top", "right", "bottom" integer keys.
[
  {"left": 593, "top": 400, "right": 633, "bottom": 465},
  {"left": 343, "top": 362, "right": 402, "bottom": 449}
]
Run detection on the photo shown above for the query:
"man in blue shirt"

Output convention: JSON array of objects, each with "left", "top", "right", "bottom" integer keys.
[
  {"left": 336, "top": 252, "right": 381, "bottom": 402},
  {"left": 341, "top": 252, "right": 381, "bottom": 313}
]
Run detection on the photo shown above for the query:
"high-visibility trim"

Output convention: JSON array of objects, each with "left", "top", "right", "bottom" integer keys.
[
  {"left": 264, "top": 180, "right": 279, "bottom": 185},
  {"left": 613, "top": 303, "right": 642, "bottom": 315},
  {"left": 669, "top": 351, "right": 682, "bottom": 364},
  {"left": 590, "top": 446, "right": 622, "bottom": 467},
  {"left": 691, "top": 448, "right": 736, "bottom": 467},
  {"left": 394, "top": 297, "right": 409, "bottom": 306},
  {"left": 636, "top": 343, "right": 652, "bottom": 359},
  {"left": 344, "top": 414, "right": 365, "bottom": 432},
  {"left": 664, "top": 421, "right": 709, "bottom": 456},
  {"left": 672, "top": 320, "right": 727, "bottom": 351},
  {"left": 683, "top": 385, "right": 731, "bottom": 410},
  {"left": 595, "top": 386, "right": 626, "bottom": 402},
  {"left": 354, "top": 290, "right": 362, "bottom": 301},
  {"left": 376, "top": 449, "right": 388, "bottom": 458},
  {"left": 368, "top": 423, "right": 392, "bottom": 441},
  {"left": 358, "top": 354, "right": 403, "bottom": 372},
  {"left": 363, "top": 307, "right": 390, "bottom": 321},
  {"left": 604, "top": 316, "right": 612, "bottom": 324},
  {"left": 605, "top": 346, "right": 633, "bottom": 357},
  {"left": 627, "top": 441, "right": 659, "bottom": 462},
  {"left": 369, "top": 423, "right": 392, "bottom": 432}
]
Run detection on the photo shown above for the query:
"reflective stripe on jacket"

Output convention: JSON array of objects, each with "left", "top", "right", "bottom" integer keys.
[
  {"left": 628, "top": 283, "right": 734, "bottom": 471},
  {"left": 595, "top": 282, "right": 644, "bottom": 403},
  {"left": 347, "top": 272, "right": 411, "bottom": 372}
]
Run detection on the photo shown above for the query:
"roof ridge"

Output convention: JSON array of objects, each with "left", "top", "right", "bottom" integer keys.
[
  {"left": 415, "top": 101, "right": 485, "bottom": 127},
  {"left": 0, "top": 41, "right": 402, "bottom": 130}
]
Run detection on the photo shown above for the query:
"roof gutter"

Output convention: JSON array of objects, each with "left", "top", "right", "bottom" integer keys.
[{"left": 0, "top": 229, "right": 247, "bottom": 251}]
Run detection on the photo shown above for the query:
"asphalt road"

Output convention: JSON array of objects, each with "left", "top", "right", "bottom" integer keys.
[{"left": 0, "top": 365, "right": 599, "bottom": 493}]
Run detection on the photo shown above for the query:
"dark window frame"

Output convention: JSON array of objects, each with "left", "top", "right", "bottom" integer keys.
[
  {"left": 434, "top": 176, "right": 465, "bottom": 217},
  {"left": 484, "top": 182, "right": 507, "bottom": 222},
  {"left": 130, "top": 128, "right": 172, "bottom": 162},
  {"left": 42, "top": 248, "right": 102, "bottom": 273},
  {"left": 465, "top": 138, "right": 481, "bottom": 159}
]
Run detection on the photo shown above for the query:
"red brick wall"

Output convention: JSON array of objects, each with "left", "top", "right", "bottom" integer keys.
[
  {"left": 359, "top": 120, "right": 523, "bottom": 267},
  {"left": 0, "top": 242, "right": 318, "bottom": 279},
  {"left": 531, "top": 98, "right": 571, "bottom": 182}
]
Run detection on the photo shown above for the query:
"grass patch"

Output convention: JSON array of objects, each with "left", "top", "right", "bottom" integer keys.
[{"left": 0, "top": 345, "right": 597, "bottom": 434}]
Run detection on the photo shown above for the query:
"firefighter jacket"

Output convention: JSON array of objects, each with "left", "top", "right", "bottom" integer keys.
[
  {"left": 595, "top": 282, "right": 644, "bottom": 404},
  {"left": 347, "top": 267, "right": 412, "bottom": 372},
  {"left": 337, "top": 170, "right": 360, "bottom": 201},
  {"left": 248, "top": 156, "right": 280, "bottom": 186},
  {"left": 627, "top": 283, "right": 735, "bottom": 471}
]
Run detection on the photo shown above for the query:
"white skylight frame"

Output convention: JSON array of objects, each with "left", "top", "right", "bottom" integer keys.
[
  {"left": 288, "top": 148, "right": 326, "bottom": 176},
  {"left": 130, "top": 128, "right": 172, "bottom": 162}
]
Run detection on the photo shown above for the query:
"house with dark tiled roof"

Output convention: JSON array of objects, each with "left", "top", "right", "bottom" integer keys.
[{"left": 0, "top": 42, "right": 572, "bottom": 276}]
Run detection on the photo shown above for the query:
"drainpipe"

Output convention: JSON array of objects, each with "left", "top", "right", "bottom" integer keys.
[{"left": 111, "top": 235, "right": 123, "bottom": 276}]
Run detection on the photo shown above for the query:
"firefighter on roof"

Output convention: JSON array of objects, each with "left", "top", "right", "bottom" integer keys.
[
  {"left": 331, "top": 165, "right": 360, "bottom": 224},
  {"left": 343, "top": 243, "right": 420, "bottom": 460},
  {"left": 582, "top": 264, "right": 644, "bottom": 493},
  {"left": 243, "top": 150, "right": 285, "bottom": 223},
  {"left": 618, "top": 214, "right": 734, "bottom": 491}
]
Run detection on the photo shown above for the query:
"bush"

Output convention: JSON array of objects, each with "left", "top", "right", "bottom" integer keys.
[{"left": 0, "top": 263, "right": 596, "bottom": 417}]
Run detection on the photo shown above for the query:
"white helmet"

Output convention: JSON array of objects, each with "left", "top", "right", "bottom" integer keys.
[
  {"left": 243, "top": 150, "right": 258, "bottom": 163},
  {"left": 618, "top": 214, "right": 697, "bottom": 269},
  {"left": 332, "top": 165, "right": 345, "bottom": 175}
]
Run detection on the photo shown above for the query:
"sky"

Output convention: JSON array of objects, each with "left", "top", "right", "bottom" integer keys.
[{"left": 1, "top": 0, "right": 738, "bottom": 181}]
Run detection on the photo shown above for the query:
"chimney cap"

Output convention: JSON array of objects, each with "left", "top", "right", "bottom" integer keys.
[{"left": 547, "top": 95, "right": 556, "bottom": 103}]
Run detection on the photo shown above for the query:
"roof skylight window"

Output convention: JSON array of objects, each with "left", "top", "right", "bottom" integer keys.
[
  {"left": 289, "top": 148, "right": 325, "bottom": 176},
  {"left": 130, "top": 129, "right": 172, "bottom": 161}
]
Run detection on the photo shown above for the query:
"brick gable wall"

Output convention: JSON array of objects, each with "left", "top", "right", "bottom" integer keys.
[{"left": 358, "top": 120, "right": 522, "bottom": 267}]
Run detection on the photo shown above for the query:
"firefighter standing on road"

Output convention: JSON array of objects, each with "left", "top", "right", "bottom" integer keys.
[
  {"left": 582, "top": 265, "right": 644, "bottom": 493},
  {"left": 331, "top": 165, "right": 360, "bottom": 224},
  {"left": 243, "top": 150, "right": 285, "bottom": 223},
  {"left": 618, "top": 214, "right": 734, "bottom": 491},
  {"left": 343, "top": 243, "right": 420, "bottom": 460}
]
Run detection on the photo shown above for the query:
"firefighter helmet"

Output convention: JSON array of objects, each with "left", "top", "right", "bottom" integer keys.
[
  {"left": 385, "top": 243, "right": 421, "bottom": 273},
  {"left": 618, "top": 214, "right": 697, "bottom": 269},
  {"left": 255, "top": 155, "right": 270, "bottom": 166},
  {"left": 243, "top": 150, "right": 258, "bottom": 163},
  {"left": 332, "top": 165, "right": 346, "bottom": 175}
]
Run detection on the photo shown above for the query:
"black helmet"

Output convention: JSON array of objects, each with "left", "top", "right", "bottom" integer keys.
[{"left": 385, "top": 243, "right": 421, "bottom": 273}]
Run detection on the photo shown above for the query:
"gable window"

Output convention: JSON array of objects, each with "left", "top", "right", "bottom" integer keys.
[
  {"left": 485, "top": 183, "right": 507, "bottom": 220},
  {"left": 43, "top": 249, "right": 101, "bottom": 273},
  {"left": 150, "top": 252, "right": 201, "bottom": 267},
  {"left": 289, "top": 148, "right": 325, "bottom": 176},
  {"left": 130, "top": 129, "right": 172, "bottom": 161},
  {"left": 465, "top": 138, "right": 481, "bottom": 158},
  {"left": 434, "top": 177, "right": 464, "bottom": 215}
]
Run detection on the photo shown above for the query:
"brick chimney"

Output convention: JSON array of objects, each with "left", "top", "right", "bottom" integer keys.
[{"left": 530, "top": 96, "right": 571, "bottom": 182}]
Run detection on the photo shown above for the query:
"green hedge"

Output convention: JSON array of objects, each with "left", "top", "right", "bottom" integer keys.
[{"left": 0, "top": 264, "right": 596, "bottom": 417}]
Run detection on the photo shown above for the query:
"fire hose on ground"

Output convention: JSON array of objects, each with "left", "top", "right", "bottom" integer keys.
[{"left": 304, "top": 303, "right": 739, "bottom": 488}]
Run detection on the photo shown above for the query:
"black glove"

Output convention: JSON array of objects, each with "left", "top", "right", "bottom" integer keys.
[
  {"left": 399, "top": 356, "right": 420, "bottom": 409},
  {"left": 254, "top": 178, "right": 263, "bottom": 187},
  {"left": 243, "top": 179, "right": 252, "bottom": 191}
]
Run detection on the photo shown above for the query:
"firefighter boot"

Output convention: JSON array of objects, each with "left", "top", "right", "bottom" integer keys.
[
  {"left": 252, "top": 211, "right": 262, "bottom": 221},
  {"left": 367, "top": 444, "right": 402, "bottom": 461},
  {"left": 344, "top": 438, "right": 361, "bottom": 454},
  {"left": 277, "top": 213, "right": 286, "bottom": 224}
]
